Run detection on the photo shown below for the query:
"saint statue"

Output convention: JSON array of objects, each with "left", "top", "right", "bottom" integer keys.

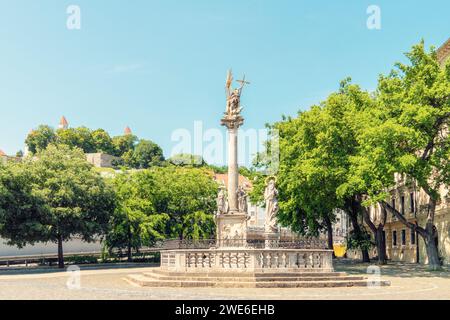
[
  {"left": 225, "top": 70, "right": 249, "bottom": 117},
  {"left": 216, "top": 187, "right": 228, "bottom": 215},
  {"left": 264, "top": 178, "right": 279, "bottom": 233},
  {"left": 237, "top": 185, "right": 248, "bottom": 214}
]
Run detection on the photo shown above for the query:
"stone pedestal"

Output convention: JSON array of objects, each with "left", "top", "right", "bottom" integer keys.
[{"left": 216, "top": 213, "right": 248, "bottom": 248}]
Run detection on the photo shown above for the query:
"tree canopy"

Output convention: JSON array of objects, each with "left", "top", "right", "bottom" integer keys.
[{"left": 0, "top": 145, "right": 116, "bottom": 267}]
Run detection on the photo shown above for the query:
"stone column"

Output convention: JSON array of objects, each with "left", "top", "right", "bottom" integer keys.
[{"left": 227, "top": 127, "right": 239, "bottom": 212}]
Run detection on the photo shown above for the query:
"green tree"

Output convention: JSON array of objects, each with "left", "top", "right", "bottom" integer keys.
[
  {"left": 168, "top": 153, "right": 205, "bottom": 167},
  {"left": 361, "top": 41, "right": 450, "bottom": 269},
  {"left": 106, "top": 171, "right": 168, "bottom": 261},
  {"left": 112, "top": 134, "right": 138, "bottom": 157},
  {"left": 149, "top": 167, "right": 218, "bottom": 239},
  {"left": 92, "top": 129, "right": 115, "bottom": 154},
  {"left": 25, "top": 125, "right": 56, "bottom": 154},
  {"left": 254, "top": 80, "right": 386, "bottom": 262},
  {"left": 124, "top": 139, "right": 165, "bottom": 169},
  {"left": 107, "top": 167, "right": 218, "bottom": 253},
  {"left": 56, "top": 127, "right": 96, "bottom": 153},
  {"left": 6, "top": 145, "right": 116, "bottom": 268},
  {"left": 181, "top": 211, "right": 215, "bottom": 240},
  {"left": 0, "top": 163, "right": 49, "bottom": 247}
]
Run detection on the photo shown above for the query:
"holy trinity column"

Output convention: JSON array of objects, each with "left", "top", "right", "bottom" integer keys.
[{"left": 216, "top": 70, "right": 250, "bottom": 247}]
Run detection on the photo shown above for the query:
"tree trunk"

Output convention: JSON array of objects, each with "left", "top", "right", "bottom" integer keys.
[
  {"left": 424, "top": 221, "right": 441, "bottom": 270},
  {"left": 375, "top": 227, "right": 387, "bottom": 265},
  {"left": 57, "top": 235, "right": 64, "bottom": 269},
  {"left": 127, "top": 225, "right": 132, "bottom": 262},
  {"left": 324, "top": 216, "right": 336, "bottom": 258},
  {"left": 363, "top": 206, "right": 387, "bottom": 265},
  {"left": 382, "top": 198, "right": 441, "bottom": 270},
  {"left": 349, "top": 208, "right": 370, "bottom": 263}
]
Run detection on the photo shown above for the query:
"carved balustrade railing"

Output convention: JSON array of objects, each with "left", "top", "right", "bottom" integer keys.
[
  {"left": 157, "top": 238, "right": 328, "bottom": 250},
  {"left": 160, "top": 248, "right": 333, "bottom": 271}
]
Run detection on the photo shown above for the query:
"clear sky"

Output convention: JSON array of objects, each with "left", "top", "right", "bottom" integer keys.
[{"left": 0, "top": 0, "right": 449, "bottom": 164}]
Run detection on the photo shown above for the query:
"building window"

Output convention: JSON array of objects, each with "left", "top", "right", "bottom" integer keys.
[
  {"left": 410, "top": 193, "right": 415, "bottom": 214},
  {"left": 393, "top": 231, "right": 397, "bottom": 246},
  {"left": 411, "top": 229, "right": 416, "bottom": 245},
  {"left": 391, "top": 198, "right": 396, "bottom": 211},
  {"left": 400, "top": 196, "right": 405, "bottom": 215},
  {"left": 401, "top": 230, "right": 406, "bottom": 246}
]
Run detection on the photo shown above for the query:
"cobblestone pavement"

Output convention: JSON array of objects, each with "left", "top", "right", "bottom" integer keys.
[{"left": 0, "top": 260, "right": 449, "bottom": 300}]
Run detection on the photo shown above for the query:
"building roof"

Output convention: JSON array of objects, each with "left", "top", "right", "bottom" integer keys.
[
  {"left": 59, "top": 116, "right": 69, "bottom": 127},
  {"left": 437, "top": 38, "right": 450, "bottom": 66},
  {"left": 0, "top": 149, "right": 6, "bottom": 157},
  {"left": 124, "top": 126, "right": 132, "bottom": 135},
  {"left": 213, "top": 173, "right": 253, "bottom": 190}
]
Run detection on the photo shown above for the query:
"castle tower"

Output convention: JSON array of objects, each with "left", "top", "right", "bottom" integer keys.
[
  {"left": 58, "top": 116, "right": 69, "bottom": 130},
  {"left": 124, "top": 126, "right": 132, "bottom": 135}
]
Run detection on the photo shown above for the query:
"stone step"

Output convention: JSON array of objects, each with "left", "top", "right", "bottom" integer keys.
[
  {"left": 126, "top": 274, "right": 390, "bottom": 288},
  {"left": 142, "top": 272, "right": 366, "bottom": 282},
  {"left": 150, "top": 269, "right": 347, "bottom": 278}
]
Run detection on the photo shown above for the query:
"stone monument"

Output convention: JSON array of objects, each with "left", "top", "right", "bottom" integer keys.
[
  {"left": 125, "top": 71, "right": 390, "bottom": 288},
  {"left": 215, "top": 70, "right": 251, "bottom": 247}
]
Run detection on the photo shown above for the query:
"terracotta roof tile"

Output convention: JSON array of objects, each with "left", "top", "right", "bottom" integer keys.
[{"left": 213, "top": 173, "right": 253, "bottom": 189}]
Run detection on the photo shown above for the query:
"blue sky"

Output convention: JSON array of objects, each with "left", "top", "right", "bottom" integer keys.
[{"left": 0, "top": 0, "right": 449, "bottom": 164}]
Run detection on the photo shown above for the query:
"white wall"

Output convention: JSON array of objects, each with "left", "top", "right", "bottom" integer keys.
[{"left": 0, "top": 238, "right": 102, "bottom": 257}]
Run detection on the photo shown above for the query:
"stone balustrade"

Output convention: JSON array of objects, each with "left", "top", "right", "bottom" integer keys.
[{"left": 161, "top": 248, "right": 333, "bottom": 273}]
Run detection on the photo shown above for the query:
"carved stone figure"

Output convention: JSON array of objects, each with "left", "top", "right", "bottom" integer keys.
[
  {"left": 237, "top": 185, "right": 248, "bottom": 214},
  {"left": 216, "top": 187, "right": 228, "bottom": 215},
  {"left": 224, "top": 70, "right": 249, "bottom": 117},
  {"left": 264, "top": 178, "right": 279, "bottom": 233}
]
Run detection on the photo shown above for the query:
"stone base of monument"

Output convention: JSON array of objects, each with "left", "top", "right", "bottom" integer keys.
[{"left": 126, "top": 247, "right": 390, "bottom": 288}]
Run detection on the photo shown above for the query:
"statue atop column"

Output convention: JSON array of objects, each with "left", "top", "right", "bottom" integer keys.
[
  {"left": 264, "top": 177, "right": 279, "bottom": 233},
  {"left": 216, "top": 69, "right": 250, "bottom": 247},
  {"left": 221, "top": 70, "right": 249, "bottom": 129}
]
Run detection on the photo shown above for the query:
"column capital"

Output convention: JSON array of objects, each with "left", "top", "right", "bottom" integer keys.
[{"left": 221, "top": 115, "right": 244, "bottom": 130}]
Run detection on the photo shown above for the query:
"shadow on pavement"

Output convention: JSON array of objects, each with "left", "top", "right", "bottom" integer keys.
[{"left": 334, "top": 258, "right": 450, "bottom": 278}]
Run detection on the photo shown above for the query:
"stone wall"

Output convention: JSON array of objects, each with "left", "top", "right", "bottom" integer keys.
[
  {"left": 0, "top": 237, "right": 102, "bottom": 257},
  {"left": 85, "top": 153, "right": 121, "bottom": 168}
]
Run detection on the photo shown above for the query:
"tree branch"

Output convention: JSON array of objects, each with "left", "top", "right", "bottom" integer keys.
[{"left": 380, "top": 200, "right": 427, "bottom": 237}]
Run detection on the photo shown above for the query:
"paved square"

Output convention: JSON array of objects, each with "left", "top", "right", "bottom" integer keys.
[{"left": 0, "top": 260, "right": 449, "bottom": 300}]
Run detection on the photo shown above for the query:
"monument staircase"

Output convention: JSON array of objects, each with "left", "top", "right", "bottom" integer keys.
[{"left": 125, "top": 239, "right": 390, "bottom": 288}]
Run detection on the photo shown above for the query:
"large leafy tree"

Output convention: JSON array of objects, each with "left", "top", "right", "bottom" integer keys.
[
  {"left": 106, "top": 171, "right": 168, "bottom": 261},
  {"left": 148, "top": 167, "right": 218, "bottom": 239},
  {"left": 361, "top": 41, "right": 450, "bottom": 269},
  {"left": 0, "top": 163, "right": 49, "bottom": 247},
  {"left": 107, "top": 166, "right": 218, "bottom": 254},
  {"left": 123, "top": 139, "right": 165, "bottom": 169},
  {"left": 112, "top": 134, "right": 138, "bottom": 157},
  {"left": 92, "top": 129, "right": 115, "bottom": 154},
  {"left": 56, "top": 127, "right": 96, "bottom": 153},
  {"left": 1, "top": 145, "right": 116, "bottom": 268},
  {"left": 25, "top": 125, "right": 56, "bottom": 154},
  {"left": 253, "top": 80, "right": 387, "bottom": 263}
]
